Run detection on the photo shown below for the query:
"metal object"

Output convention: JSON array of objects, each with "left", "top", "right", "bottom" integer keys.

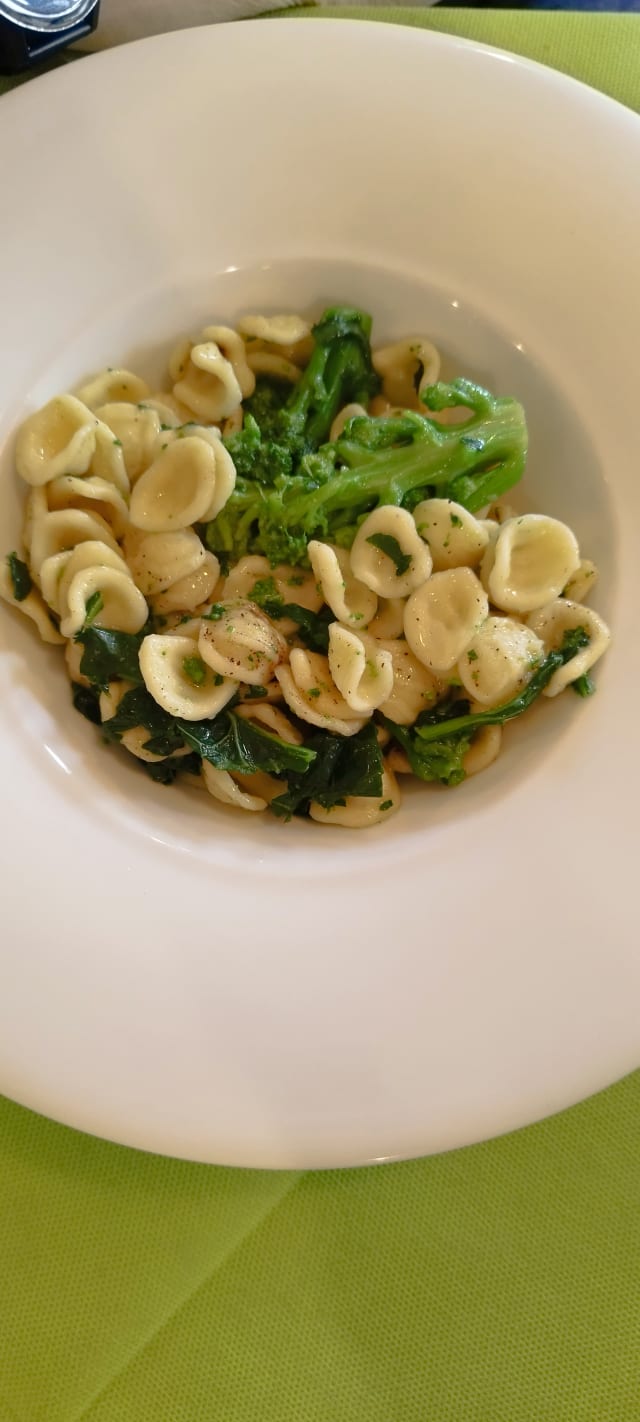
[{"left": 0, "top": 0, "right": 100, "bottom": 72}]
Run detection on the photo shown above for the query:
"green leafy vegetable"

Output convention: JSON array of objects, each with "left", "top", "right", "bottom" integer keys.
[
  {"left": 142, "top": 752, "right": 201, "bottom": 786},
  {"left": 270, "top": 722, "right": 383, "bottom": 820},
  {"left": 71, "top": 676, "right": 200, "bottom": 781},
  {"left": 365, "top": 532, "right": 412, "bottom": 576},
  {"left": 83, "top": 590, "right": 104, "bottom": 629},
  {"left": 100, "top": 686, "right": 186, "bottom": 758},
  {"left": 249, "top": 578, "right": 333, "bottom": 651},
  {"left": 571, "top": 673, "right": 595, "bottom": 698},
  {"left": 7, "top": 552, "right": 32, "bottom": 602},
  {"left": 207, "top": 361, "right": 527, "bottom": 568},
  {"left": 71, "top": 682, "right": 102, "bottom": 725},
  {"left": 177, "top": 711, "right": 316, "bottom": 777},
  {"left": 75, "top": 626, "right": 145, "bottom": 692},
  {"left": 383, "top": 628, "right": 590, "bottom": 786},
  {"left": 218, "top": 307, "right": 379, "bottom": 505},
  {"left": 241, "top": 685, "right": 269, "bottom": 700}
]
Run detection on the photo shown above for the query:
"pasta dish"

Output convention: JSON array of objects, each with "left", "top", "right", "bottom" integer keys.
[{"left": 1, "top": 305, "right": 610, "bottom": 828}]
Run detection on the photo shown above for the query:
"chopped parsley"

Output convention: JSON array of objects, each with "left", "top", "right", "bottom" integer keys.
[{"left": 182, "top": 655, "right": 207, "bottom": 687}]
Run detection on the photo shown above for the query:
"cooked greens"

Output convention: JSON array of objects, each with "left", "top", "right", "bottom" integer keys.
[
  {"left": 7, "top": 552, "right": 32, "bottom": 602},
  {"left": 75, "top": 626, "right": 146, "bottom": 691},
  {"left": 0, "top": 299, "right": 600, "bottom": 831},
  {"left": 383, "top": 629, "right": 590, "bottom": 785},
  {"left": 206, "top": 334, "right": 528, "bottom": 569}
]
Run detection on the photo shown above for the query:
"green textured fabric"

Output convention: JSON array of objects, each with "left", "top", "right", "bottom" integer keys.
[
  {"left": 288, "top": 7, "right": 640, "bottom": 113},
  {"left": 1, "top": 12, "right": 640, "bottom": 1421},
  {"left": 1, "top": 1074, "right": 640, "bottom": 1421}
]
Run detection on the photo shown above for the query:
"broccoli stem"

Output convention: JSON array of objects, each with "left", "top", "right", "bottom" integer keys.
[
  {"left": 271, "top": 385, "right": 527, "bottom": 536},
  {"left": 384, "top": 628, "right": 590, "bottom": 747},
  {"left": 278, "top": 306, "right": 379, "bottom": 453}
]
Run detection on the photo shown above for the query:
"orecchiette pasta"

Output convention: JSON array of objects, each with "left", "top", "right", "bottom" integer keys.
[
  {"left": 0, "top": 560, "right": 64, "bottom": 643},
  {"left": 90, "top": 421, "right": 131, "bottom": 497},
  {"left": 99, "top": 681, "right": 192, "bottom": 764},
  {"left": 309, "top": 765, "right": 401, "bottom": 828},
  {"left": 198, "top": 599, "right": 288, "bottom": 685},
  {"left": 413, "top": 498, "right": 489, "bottom": 572},
  {"left": 275, "top": 650, "right": 367, "bottom": 736},
  {"left": 244, "top": 351, "right": 302, "bottom": 383},
  {"left": 60, "top": 566, "right": 148, "bottom": 639},
  {"left": 350, "top": 506, "right": 432, "bottom": 598},
  {"left": 139, "top": 634, "right": 237, "bottom": 720},
  {"left": 158, "top": 425, "right": 236, "bottom": 522},
  {"left": 172, "top": 338, "right": 243, "bottom": 423},
  {"left": 222, "top": 555, "right": 323, "bottom": 625},
  {"left": 562, "top": 558, "right": 598, "bottom": 604},
  {"left": 329, "top": 403, "right": 368, "bottom": 443},
  {"left": 145, "top": 392, "right": 195, "bottom": 425},
  {"left": 307, "top": 540, "right": 377, "bottom": 628},
  {"left": 328, "top": 624, "right": 394, "bottom": 713},
  {"left": 43, "top": 539, "right": 129, "bottom": 618},
  {"left": 64, "top": 636, "right": 91, "bottom": 685},
  {"left": 235, "top": 702, "right": 303, "bottom": 744},
  {"left": 237, "top": 313, "right": 311, "bottom": 346},
  {"left": 367, "top": 597, "right": 406, "bottom": 640},
  {"left": 123, "top": 527, "right": 206, "bottom": 596},
  {"left": 404, "top": 567, "right": 489, "bottom": 672},
  {"left": 481, "top": 514, "right": 581, "bottom": 614},
  {"left": 15, "top": 394, "right": 97, "bottom": 486},
  {"left": 526, "top": 599, "right": 611, "bottom": 697},
  {"left": 374, "top": 638, "right": 441, "bottom": 724},
  {"left": 30, "top": 509, "right": 121, "bottom": 582},
  {"left": 129, "top": 437, "right": 219, "bottom": 533},
  {"left": 46, "top": 475, "right": 130, "bottom": 539},
  {"left": 94, "top": 402, "right": 161, "bottom": 484},
  {"left": 372, "top": 337, "right": 440, "bottom": 410},
  {"left": 76, "top": 368, "right": 150, "bottom": 409},
  {"left": 201, "top": 762, "right": 267, "bottom": 813},
  {"left": 462, "top": 725, "right": 503, "bottom": 778},
  {"left": 22, "top": 486, "right": 48, "bottom": 555},
  {"left": 151, "top": 552, "right": 221, "bottom": 615},
  {"left": 456, "top": 615, "right": 544, "bottom": 707},
  {"left": 2, "top": 302, "right": 611, "bottom": 831},
  {"left": 200, "top": 327, "right": 256, "bottom": 400}
]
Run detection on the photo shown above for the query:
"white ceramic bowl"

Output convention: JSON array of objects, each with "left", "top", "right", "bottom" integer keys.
[{"left": 0, "top": 20, "right": 639, "bottom": 1166}]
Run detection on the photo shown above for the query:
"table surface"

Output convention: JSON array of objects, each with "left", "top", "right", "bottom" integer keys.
[{"left": 1, "top": 10, "right": 639, "bottom": 1422}]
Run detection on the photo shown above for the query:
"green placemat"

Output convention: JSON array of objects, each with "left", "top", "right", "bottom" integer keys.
[
  {"left": 289, "top": 7, "right": 640, "bottom": 113},
  {"left": 2, "top": 1073, "right": 640, "bottom": 1421},
  {"left": 1, "top": 11, "right": 640, "bottom": 1421}
]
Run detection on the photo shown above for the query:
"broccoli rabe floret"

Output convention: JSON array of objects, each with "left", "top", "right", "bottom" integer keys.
[
  {"left": 220, "top": 307, "right": 379, "bottom": 492},
  {"left": 224, "top": 413, "right": 293, "bottom": 486},
  {"left": 207, "top": 374, "right": 528, "bottom": 568}
]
